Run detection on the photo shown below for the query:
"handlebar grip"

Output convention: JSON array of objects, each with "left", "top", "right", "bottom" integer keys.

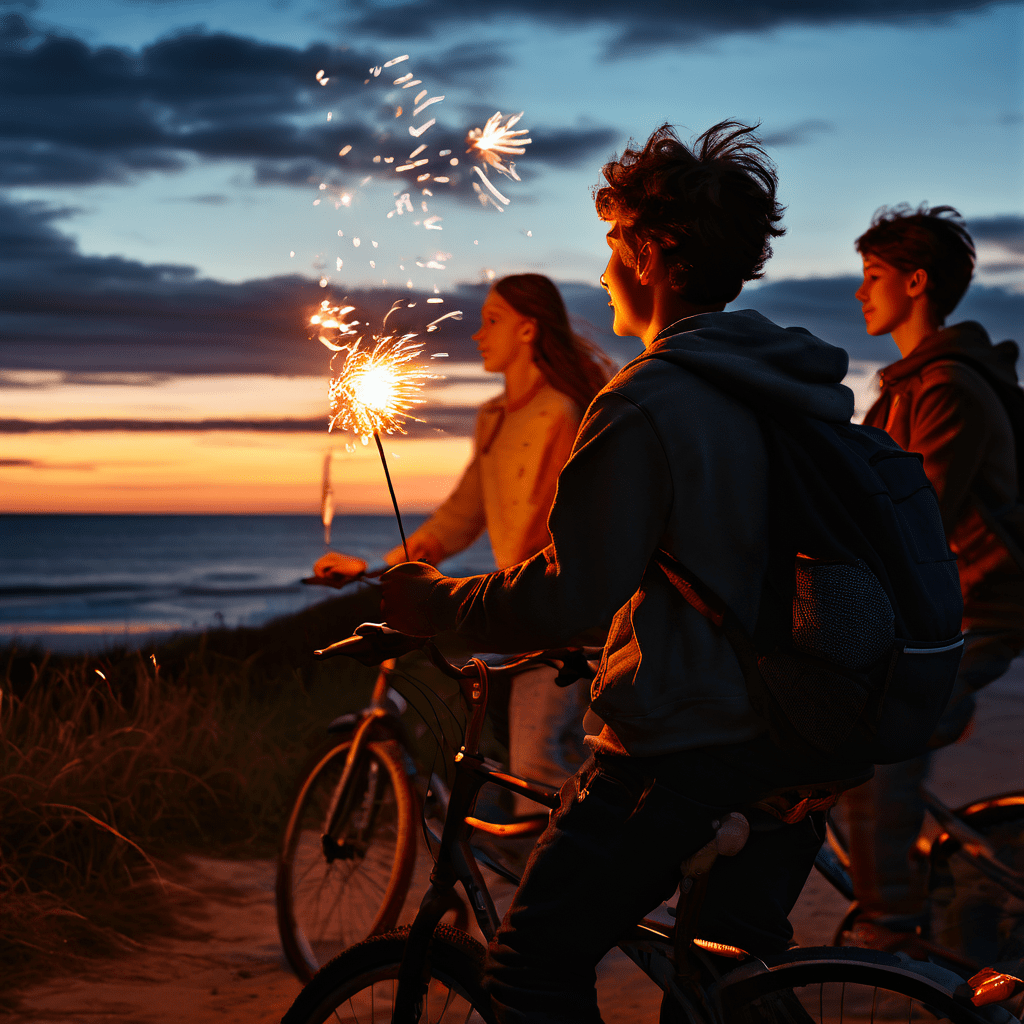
[{"left": 314, "top": 622, "right": 429, "bottom": 666}]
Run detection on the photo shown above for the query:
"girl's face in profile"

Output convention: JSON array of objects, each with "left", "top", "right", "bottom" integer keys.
[{"left": 472, "top": 288, "right": 535, "bottom": 374}]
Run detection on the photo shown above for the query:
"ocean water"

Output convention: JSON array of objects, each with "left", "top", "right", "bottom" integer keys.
[{"left": 0, "top": 514, "right": 496, "bottom": 653}]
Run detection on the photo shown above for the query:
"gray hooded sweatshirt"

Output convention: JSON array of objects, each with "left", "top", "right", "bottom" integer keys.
[{"left": 420, "top": 310, "right": 855, "bottom": 757}]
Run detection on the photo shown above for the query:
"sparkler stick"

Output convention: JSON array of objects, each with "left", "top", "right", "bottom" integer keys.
[
  {"left": 321, "top": 451, "right": 334, "bottom": 546},
  {"left": 373, "top": 431, "right": 409, "bottom": 562}
]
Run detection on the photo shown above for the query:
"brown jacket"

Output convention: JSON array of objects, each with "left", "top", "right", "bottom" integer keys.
[{"left": 863, "top": 321, "right": 1023, "bottom": 630}]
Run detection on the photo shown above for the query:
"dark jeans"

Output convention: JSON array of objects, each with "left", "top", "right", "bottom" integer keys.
[
  {"left": 483, "top": 747, "right": 833, "bottom": 1024},
  {"left": 844, "top": 629, "right": 1024, "bottom": 917}
]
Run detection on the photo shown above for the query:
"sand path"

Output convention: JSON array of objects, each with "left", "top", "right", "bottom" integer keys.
[{"left": 14, "top": 659, "right": 1023, "bottom": 1023}]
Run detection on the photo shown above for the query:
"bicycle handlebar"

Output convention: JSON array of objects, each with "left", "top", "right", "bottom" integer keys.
[
  {"left": 314, "top": 623, "right": 432, "bottom": 666},
  {"left": 314, "top": 622, "right": 600, "bottom": 685}
]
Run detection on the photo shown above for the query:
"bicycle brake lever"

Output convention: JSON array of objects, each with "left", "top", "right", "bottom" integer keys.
[{"left": 313, "top": 622, "right": 429, "bottom": 665}]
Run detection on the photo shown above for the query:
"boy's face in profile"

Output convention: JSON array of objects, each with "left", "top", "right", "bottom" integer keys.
[
  {"left": 855, "top": 255, "right": 922, "bottom": 338},
  {"left": 601, "top": 219, "right": 652, "bottom": 341}
]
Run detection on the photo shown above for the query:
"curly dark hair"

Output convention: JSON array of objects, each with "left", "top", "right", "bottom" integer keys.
[
  {"left": 593, "top": 121, "right": 786, "bottom": 305},
  {"left": 855, "top": 204, "right": 976, "bottom": 322}
]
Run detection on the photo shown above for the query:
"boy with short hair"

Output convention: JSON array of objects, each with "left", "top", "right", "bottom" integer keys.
[
  {"left": 846, "top": 205, "right": 1024, "bottom": 938},
  {"left": 382, "top": 122, "right": 871, "bottom": 1023}
]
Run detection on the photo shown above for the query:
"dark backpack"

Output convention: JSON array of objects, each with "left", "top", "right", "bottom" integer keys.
[
  {"left": 930, "top": 345, "right": 1024, "bottom": 572},
  {"left": 657, "top": 414, "right": 964, "bottom": 765}
]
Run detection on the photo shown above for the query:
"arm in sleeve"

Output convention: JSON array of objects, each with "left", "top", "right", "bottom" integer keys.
[
  {"left": 413, "top": 392, "right": 674, "bottom": 650},
  {"left": 411, "top": 454, "right": 488, "bottom": 560},
  {"left": 910, "top": 371, "right": 991, "bottom": 534}
]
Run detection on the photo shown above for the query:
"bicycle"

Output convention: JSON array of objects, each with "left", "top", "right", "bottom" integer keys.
[
  {"left": 813, "top": 785, "right": 1024, "bottom": 972},
  {"left": 283, "top": 623, "right": 1024, "bottom": 1024},
  {"left": 277, "top": 567, "right": 574, "bottom": 981}
]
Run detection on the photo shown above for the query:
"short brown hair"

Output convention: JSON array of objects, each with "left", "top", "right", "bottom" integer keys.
[
  {"left": 855, "top": 204, "right": 976, "bottom": 322},
  {"left": 594, "top": 121, "right": 786, "bottom": 305}
]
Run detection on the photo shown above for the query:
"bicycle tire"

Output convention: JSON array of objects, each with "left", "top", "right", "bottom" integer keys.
[
  {"left": 281, "top": 924, "right": 495, "bottom": 1024},
  {"left": 276, "top": 737, "right": 418, "bottom": 981},
  {"left": 712, "top": 945, "right": 994, "bottom": 1023},
  {"left": 930, "top": 795, "right": 1024, "bottom": 966}
]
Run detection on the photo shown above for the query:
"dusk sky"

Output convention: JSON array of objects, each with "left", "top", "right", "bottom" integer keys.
[{"left": 2, "top": 0, "right": 1022, "bottom": 514}]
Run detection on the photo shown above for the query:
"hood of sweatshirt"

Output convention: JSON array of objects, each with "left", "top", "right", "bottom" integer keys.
[
  {"left": 879, "top": 320, "right": 1021, "bottom": 390},
  {"left": 627, "top": 308, "right": 855, "bottom": 423}
]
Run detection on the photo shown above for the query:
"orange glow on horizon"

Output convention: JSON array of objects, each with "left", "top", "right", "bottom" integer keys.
[{"left": 1, "top": 431, "right": 472, "bottom": 514}]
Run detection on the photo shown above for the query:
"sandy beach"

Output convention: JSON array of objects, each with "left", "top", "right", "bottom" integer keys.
[{"left": 14, "top": 658, "right": 1023, "bottom": 1023}]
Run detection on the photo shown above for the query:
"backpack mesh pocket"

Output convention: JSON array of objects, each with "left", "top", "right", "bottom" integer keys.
[{"left": 792, "top": 558, "right": 895, "bottom": 671}]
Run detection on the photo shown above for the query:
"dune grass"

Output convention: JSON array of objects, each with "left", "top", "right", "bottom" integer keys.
[{"left": 0, "top": 585, "right": 459, "bottom": 1001}]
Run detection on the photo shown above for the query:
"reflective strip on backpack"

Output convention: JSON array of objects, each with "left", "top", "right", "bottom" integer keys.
[{"left": 902, "top": 637, "right": 965, "bottom": 655}]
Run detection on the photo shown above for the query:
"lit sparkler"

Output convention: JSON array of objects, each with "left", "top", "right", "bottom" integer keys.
[
  {"left": 466, "top": 111, "right": 532, "bottom": 180},
  {"left": 321, "top": 304, "right": 441, "bottom": 560}
]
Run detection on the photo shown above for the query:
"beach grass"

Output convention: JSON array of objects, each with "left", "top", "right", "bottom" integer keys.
[{"left": 0, "top": 585, "right": 470, "bottom": 1003}]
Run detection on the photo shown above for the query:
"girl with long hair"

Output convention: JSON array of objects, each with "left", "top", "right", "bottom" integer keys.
[{"left": 385, "top": 273, "right": 613, "bottom": 811}]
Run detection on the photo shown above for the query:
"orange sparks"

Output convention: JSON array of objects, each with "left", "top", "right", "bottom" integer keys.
[{"left": 466, "top": 111, "right": 532, "bottom": 180}]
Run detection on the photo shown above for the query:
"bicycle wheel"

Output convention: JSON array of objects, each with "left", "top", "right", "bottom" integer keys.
[
  {"left": 713, "top": 946, "right": 993, "bottom": 1023},
  {"left": 276, "top": 737, "right": 418, "bottom": 981},
  {"left": 930, "top": 795, "right": 1024, "bottom": 966},
  {"left": 281, "top": 924, "right": 495, "bottom": 1024}
]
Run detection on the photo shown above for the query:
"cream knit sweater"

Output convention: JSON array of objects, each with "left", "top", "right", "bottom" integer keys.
[{"left": 409, "top": 381, "right": 581, "bottom": 570}]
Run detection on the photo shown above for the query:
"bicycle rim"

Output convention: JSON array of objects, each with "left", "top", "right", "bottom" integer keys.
[
  {"left": 281, "top": 925, "right": 495, "bottom": 1024},
  {"left": 713, "top": 946, "right": 989, "bottom": 1023},
  {"left": 276, "top": 738, "right": 418, "bottom": 981},
  {"left": 930, "top": 800, "right": 1024, "bottom": 966}
]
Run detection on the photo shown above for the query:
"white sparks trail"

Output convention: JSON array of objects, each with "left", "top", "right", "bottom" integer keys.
[
  {"left": 466, "top": 111, "right": 532, "bottom": 180},
  {"left": 425, "top": 310, "right": 463, "bottom": 332},
  {"left": 413, "top": 95, "right": 444, "bottom": 117},
  {"left": 409, "top": 118, "right": 435, "bottom": 138},
  {"left": 471, "top": 166, "right": 510, "bottom": 206},
  {"left": 393, "top": 72, "right": 413, "bottom": 84},
  {"left": 383, "top": 54, "right": 409, "bottom": 67},
  {"left": 408, "top": 143, "right": 427, "bottom": 159}
]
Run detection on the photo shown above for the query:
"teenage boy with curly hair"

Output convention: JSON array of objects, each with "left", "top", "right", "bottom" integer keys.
[
  {"left": 381, "top": 122, "right": 871, "bottom": 1023},
  {"left": 844, "top": 206, "right": 1024, "bottom": 948}
]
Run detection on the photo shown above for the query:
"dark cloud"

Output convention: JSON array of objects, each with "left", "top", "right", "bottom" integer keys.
[
  {"left": 760, "top": 119, "right": 835, "bottom": 148},
  {"left": 968, "top": 214, "right": 1024, "bottom": 256},
  {"left": 0, "top": 196, "right": 622, "bottom": 376},
  {"left": 731, "top": 275, "right": 1024, "bottom": 365},
  {"left": 0, "top": 456, "right": 95, "bottom": 469},
  {"left": 171, "top": 193, "right": 231, "bottom": 205},
  {"left": 2, "top": 196, "right": 1018, "bottom": 399},
  {"left": 344, "top": 0, "right": 1010, "bottom": 54},
  {"left": 0, "top": 15, "right": 615, "bottom": 187},
  {"left": 0, "top": 408, "right": 479, "bottom": 437}
]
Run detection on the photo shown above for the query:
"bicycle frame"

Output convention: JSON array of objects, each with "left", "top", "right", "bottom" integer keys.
[
  {"left": 306, "top": 628, "right": 1024, "bottom": 1024},
  {"left": 325, "top": 639, "right": 723, "bottom": 1024}
]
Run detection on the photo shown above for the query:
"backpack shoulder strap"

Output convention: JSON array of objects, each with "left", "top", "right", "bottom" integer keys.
[{"left": 652, "top": 550, "right": 768, "bottom": 689}]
